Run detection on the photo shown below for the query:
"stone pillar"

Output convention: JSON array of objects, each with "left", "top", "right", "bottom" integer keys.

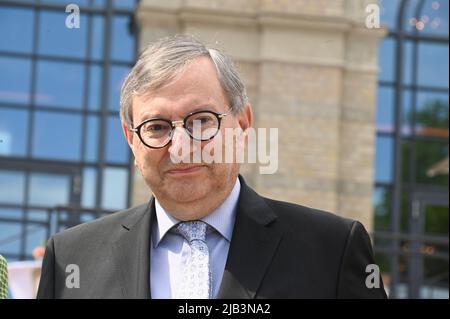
[{"left": 133, "top": 0, "right": 386, "bottom": 231}]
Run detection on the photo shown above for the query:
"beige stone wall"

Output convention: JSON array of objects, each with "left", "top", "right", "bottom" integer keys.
[{"left": 133, "top": 0, "right": 387, "bottom": 231}]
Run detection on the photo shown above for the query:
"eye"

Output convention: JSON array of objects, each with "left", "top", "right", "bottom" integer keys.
[
  {"left": 142, "top": 121, "right": 171, "bottom": 134},
  {"left": 197, "top": 116, "right": 212, "bottom": 124},
  {"left": 189, "top": 115, "right": 215, "bottom": 126},
  {"left": 148, "top": 124, "right": 165, "bottom": 131}
]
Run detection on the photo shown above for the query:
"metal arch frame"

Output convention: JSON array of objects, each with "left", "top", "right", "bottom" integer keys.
[
  {"left": 374, "top": 0, "right": 449, "bottom": 298},
  {"left": 0, "top": 0, "right": 139, "bottom": 260}
]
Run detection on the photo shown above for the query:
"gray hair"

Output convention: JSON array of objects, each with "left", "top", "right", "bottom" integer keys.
[{"left": 120, "top": 34, "right": 249, "bottom": 127}]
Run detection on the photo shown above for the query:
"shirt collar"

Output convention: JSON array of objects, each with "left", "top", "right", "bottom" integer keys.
[{"left": 153, "top": 178, "right": 241, "bottom": 248}]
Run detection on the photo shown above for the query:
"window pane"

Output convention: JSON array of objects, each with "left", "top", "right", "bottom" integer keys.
[
  {"left": 102, "top": 167, "right": 128, "bottom": 210},
  {"left": 0, "top": 108, "right": 29, "bottom": 157},
  {"left": 0, "top": 208, "right": 23, "bottom": 221},
  {"left": 404, "top": 0, "right": 422, "bottom": 32},
  {"left": 41, "top": 0, "right": 88, "bottom": 5},
  {"left": 423, "top": 257, "right": 449, "bottom": 299},
  {"left": 378, "top": 37, "right": 395, "bottom": 82},
  {"left": 418, "top": 43, "right": 449, "bottom": 88},
  {"left": 416, "top": 140, "right": 448, "bottom": 186},
  {"left": 85, "top": 115, "right": 99, "bottom": 162},
  {"left": 403, "top": 91, "right": 449, "bottom": 138},
  {"left": 39, "top": 10, "right": 87, "bottom": 58},
  {"left": 92, "top": 0, "right": 106, "bottom": 8},
  {"left": 400, "top": 191, "right": 410, "bottom": 232},
  {"left": 376, "top": 86, "right": 394, "bottom": 132},
  {"left": 402, "top": 89, "right": 413, "bottom": 136},
  {"left": 29, "top": 173, "right": 70, "bottom": 206},
  {"left": 375, "top": 135, "right": 394, "bottom": 183},
  {"left": 424, "top": 204, "right": 449, "bottom": 235},
  {"left": 0, "top": 56, "right": 32, "bottom": 104},
  {"left": 416, "top": 91, "right": 449, "bottom": 132},
  {"left": 416, "top": 0, "right": 449, "bottom": 36},
  {"left": 25, "top": 223, "right": 48, "bottom": 256},
  {"left": 0, "top": 222, "right": 22, "bottom": 255},
  {"left": 88, "top": 64, "right": 102, "bottom": 110},
  {"left": 80, "top": 212, "right": 97, "bottom": 223},
  {"left": 379, "top": 0, "right": 401, "bottom": 31},
  {"left": 82, "top": 168, "right": 97, "bottom": 208},
  {"left": 0, "top": 171, "right": 25, "bottom": 204},
  {"left": 108, "top": 66, "right": 129, "bottom": 111},
  {"left": 0, "top": 7, "right": 34, "bottom": 53},
  {"left": 28, "top": 209, "right": 50, "bottom": 222},
  {"left": 403, "top": 41, "right": 413, "bottom": 86},
  {"left": 113, "top": 0, "right": 136, "bottom": 9},
  {"left": 401, "top": 140, "right": 412, "bottom": 183},
  {"left": 373, "top": 186, "right": 391, "bottom": 231},
  {"left": 32, "top": 111, "right": 82, "bottom": 161},
  {"left": 91, "top": 15, "right": 104, "bottom": 60},
  {"left": 423, "top": 204, "right": 449, "bottom": 297},
  {"left": 111, "top": 15, "right": 135, "bottom": 61},
  {"left": 36, "top": 60, "right": 85, "bottom": 109},
  {"left": 105, "top": 115, "right": 129, "bottom": 163}
]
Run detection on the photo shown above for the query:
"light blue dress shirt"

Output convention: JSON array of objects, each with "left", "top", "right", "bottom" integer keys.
[{"left": 150, "top": 178, "right": 240, "bottom": 299}]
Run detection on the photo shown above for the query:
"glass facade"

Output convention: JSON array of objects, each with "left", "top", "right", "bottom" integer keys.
[
  {"left": 0, "top": 0, "right": 137, "bottom": 261},
  {"left": 376, "top": 0, "right": 449, "bottom": 298},
  {"left": 0, "top": 0, "right": 448, "bottom": 300}
]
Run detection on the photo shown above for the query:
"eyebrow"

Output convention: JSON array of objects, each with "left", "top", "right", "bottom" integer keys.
[{"left": 138, "top": 105, "right": 220, "bottom": 123}]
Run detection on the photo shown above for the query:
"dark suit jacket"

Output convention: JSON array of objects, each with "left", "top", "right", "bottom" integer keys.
[{"left": 37, "top": 176, "right": 387, "bottom": 299}]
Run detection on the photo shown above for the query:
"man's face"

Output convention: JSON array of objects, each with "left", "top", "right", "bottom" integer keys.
[{"left": 122, "top": 56, "right": 252, "bottom": 219}]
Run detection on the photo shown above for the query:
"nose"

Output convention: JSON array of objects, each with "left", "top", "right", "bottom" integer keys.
[{"left": 168, "top": 126, "right": 193, "bottom": 163}]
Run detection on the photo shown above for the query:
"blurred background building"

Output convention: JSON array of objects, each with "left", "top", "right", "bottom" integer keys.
[{"left": 0, "top": 0, "right": 448, "bottom": 299}]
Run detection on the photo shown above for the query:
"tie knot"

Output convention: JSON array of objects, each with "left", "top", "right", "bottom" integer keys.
[{"left": 176, "top": 220, "right": 207, "bottom": 243}]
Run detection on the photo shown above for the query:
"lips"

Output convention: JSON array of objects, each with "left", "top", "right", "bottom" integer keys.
[{"left": 166, "top": 165, "right": 205, "bottom": 174}]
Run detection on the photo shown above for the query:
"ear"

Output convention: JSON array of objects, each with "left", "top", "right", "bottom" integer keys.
[
  {"left": 236, "top": 103, "right": 253, "bottom": 133},
  {"left": 122, "top": 121, "right": 134, "bottom": 149}
]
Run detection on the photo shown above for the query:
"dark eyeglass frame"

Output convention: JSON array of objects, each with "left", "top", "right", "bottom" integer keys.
[{"left": 130, "top": 109, "right": 228, "bottom": 149}]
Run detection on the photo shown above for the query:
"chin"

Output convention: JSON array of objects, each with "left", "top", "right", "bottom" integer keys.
[
  {"left": 166, "top": 178, "right": 211, "bottom": 202},
  {"left": 169, "top": 188, "right": 208, "bottom": 204}
]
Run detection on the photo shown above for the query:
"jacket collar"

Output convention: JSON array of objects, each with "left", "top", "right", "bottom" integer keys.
[{"left": 112, "top": 175, "right": 282, "bottom": 299}]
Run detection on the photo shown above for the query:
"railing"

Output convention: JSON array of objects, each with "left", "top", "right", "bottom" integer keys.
[
  {"left": 372, "top": 230, "right": 449, "bottom": 298},
  {"left": 0, "top": 206, "right": 114, "bottom": 260},
  {"left": 45, "top": 206, "right": 114, "bottom": 234},
  {"left": 373, "top": 231, "right": 449, "bottom": 260}
]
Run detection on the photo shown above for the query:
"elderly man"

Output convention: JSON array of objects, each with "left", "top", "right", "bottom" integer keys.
[{"left": 37, "top": 35, "right": 386, "bottom": 299}]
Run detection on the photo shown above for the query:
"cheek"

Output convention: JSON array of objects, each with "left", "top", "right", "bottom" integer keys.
[{"left": 133, "top": 145, "right": 166, "bottom": 174}]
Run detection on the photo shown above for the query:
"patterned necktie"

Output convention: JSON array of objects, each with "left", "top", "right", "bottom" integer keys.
[{"left": 175, "top": 220, "right": 211, "bottom": 299}]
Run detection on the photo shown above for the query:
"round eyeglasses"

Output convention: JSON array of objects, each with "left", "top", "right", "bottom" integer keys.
[{"left": 130, "top": 110, "right": 228, "bottom": 149}]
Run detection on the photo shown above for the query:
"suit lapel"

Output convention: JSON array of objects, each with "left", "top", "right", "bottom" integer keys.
[
  {"left": 111, "top": 200, "right": 154, "bottom": 298},
  {"left": 109, "top": 176, "right": 281, "bottom": 299},
  {"left": 217, "top": 176, "right": 283, "bottom": 299}
]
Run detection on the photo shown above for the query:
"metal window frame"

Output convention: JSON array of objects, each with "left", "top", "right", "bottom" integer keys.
[
  {"left": 0, "top": 0, "right": 139, "bottom": 260},
  {"left": 375, "top": 0, "right": 449, "bottom": 298}
]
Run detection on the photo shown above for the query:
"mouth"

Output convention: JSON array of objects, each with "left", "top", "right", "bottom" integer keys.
[{"left": 166, "top": 165, "right": 206, "bottom": 175}]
